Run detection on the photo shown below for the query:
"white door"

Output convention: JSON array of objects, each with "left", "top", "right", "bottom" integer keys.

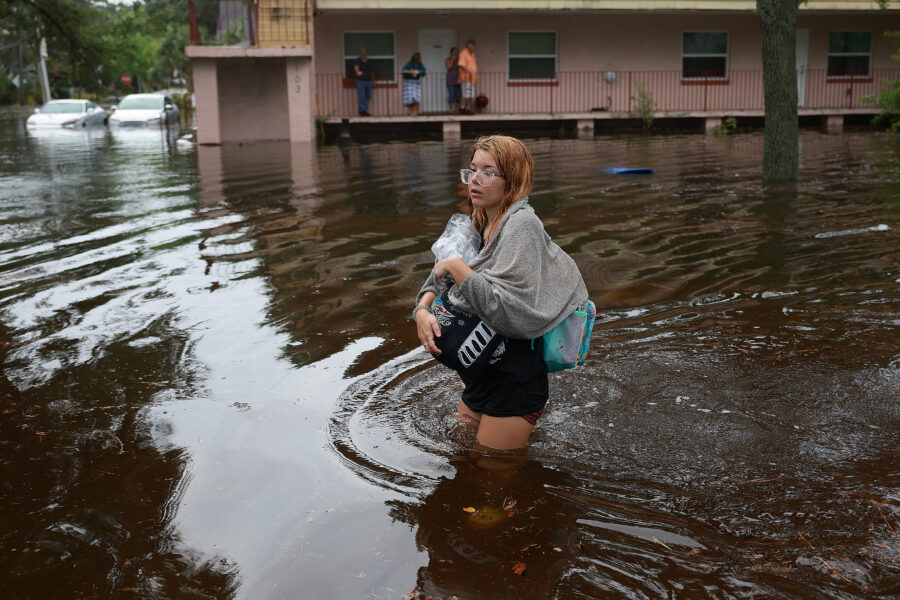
[
  {"left": 796, "top": 28, "right": 809, "bottom": 107},
  {"left": 418, "top": 29, "right": 458, "bottom": 113}
]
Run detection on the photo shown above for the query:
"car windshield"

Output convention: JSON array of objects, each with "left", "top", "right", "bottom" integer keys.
[
  {"left": 118, "top": 96, "right": 163, "bottom": 110},
  {"left": 41, "top": 102, "right": 84, "bottom": 114}
]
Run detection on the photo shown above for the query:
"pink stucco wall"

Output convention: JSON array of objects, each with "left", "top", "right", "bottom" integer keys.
[
  {"left": 187, "top": 47, "right": 316, "bottom": 143},
  {"left": 217, "top": 58, "right": 289, "bottom": 142},
  {"left": 312, "top": 11, "right": 900, "bottom": 116},
  {"left": 802, "top": 13, "right": 900, "bottom": 69},
  {"left": 314, "top": 11, "right": 900, "bottom": 74},
  {"left": 189, "top": 11, "right": 900, "bottom": 135}
]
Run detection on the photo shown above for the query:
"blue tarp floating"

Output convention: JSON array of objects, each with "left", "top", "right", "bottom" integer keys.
[{"left": 599, "top": 167, "right": 654, "bottom": 175}]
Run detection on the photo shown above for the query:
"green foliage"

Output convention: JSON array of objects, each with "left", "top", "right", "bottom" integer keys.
[
  {"left": 170, "top": 91, "right": 192, "bottom": 110},
  {"left": 868, "top": 31, "right": 900, "bottom": 132},
  {"left": 219, "top": 19, "right": 244, "bottom": 46},
  {"left": 0, "top": 70, "right": 12, "bottom": 100},
  {"left": 634, "top": 83, "right": 657, "bottom": 130},
  {"left": 315, "top": 112, "right": 333, "bottom": 142},
  {"left": 98, "top": 3, "right": 159, "bottom": 89},
  {"left": 0, "top": 0, "right": 207, "bottom": 102},
  {"left": 0, "top": 39, "right": 41, "bottom": 104},
  {"left": 152, "top": 22, "right": 192, "bottom": 83},
  {"left": 869, "top": 86, "right": 900, "bottom": 132},
  {"left": 0, "top": 0, "right": 110, "bottom": 100},
  {"left": 170, "top": 90, "right": 193, "bottom": 126},
  {"left": 714, "top": 116, "right": 738, "bottom": 135}
]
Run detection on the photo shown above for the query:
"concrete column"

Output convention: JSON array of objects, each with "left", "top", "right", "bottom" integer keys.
[
  {"left": 443, "top": 120, "right": 461, "bottom": 140},
  {"left": 576, "top": 119, "right": 594, "bottom": 137},
  {"left": 286, "top": 57, "right": 315, "bottom": 143},
  {"left": 192, "top": 58, "right": 221, "bottom": 145},
  {"left": 824, "top": 114, "right": 843, "bottom": 133},
  {"left": 289, "top": 141, "right": 319, "bottom": 196},
  {"left": 197, "top": 144, "right": 224, "bottom": 206},
  {"left": 705, "top": 117, "right": 722, "bottom": 135}
]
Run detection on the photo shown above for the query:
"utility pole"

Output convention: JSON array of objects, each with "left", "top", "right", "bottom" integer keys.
[
  {"left": 17, "top": 39, "right": 25, "bottom": 106},
  {"left": 37, "top": 35, "right": 52, "bottom": 104}
]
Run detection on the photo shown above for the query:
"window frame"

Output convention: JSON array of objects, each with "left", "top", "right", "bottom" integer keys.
[
  {"left": 681, "top": 31, "right": 729, "bottom": 82},
  {"left": 342, "top": 30, "right": 397, "bottom": 85},
  {"left": 507, "top": 30, "right": 558, "bottom": 85},
  {"left": 826, "top": 30, "right": 872, "bottom": 80}
]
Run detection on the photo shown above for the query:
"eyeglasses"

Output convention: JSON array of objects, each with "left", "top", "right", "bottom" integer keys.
[{"left": 460, "top": 168, "right": 505, "bottom": 186}]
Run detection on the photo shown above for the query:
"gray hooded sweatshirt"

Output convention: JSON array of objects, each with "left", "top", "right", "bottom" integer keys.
[{"left": 418, "top": 197, "right": 589, "bottom": 340}]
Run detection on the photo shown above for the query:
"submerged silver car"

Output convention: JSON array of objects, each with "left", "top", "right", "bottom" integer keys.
[
  {"left": 109, "top": 94, "right": 180, "bottom": 127},
  {"left": 26, "top": 99, "right": 108, "bottom": 128}
]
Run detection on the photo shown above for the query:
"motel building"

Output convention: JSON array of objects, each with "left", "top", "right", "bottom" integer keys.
[{"left": 186, "top": 0, "right": 900, "bottom": 143}]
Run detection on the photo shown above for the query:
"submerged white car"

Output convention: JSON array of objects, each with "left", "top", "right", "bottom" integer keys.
[
  {"left": 109, "top": 94, "right": 179, "bottom": 127},
  {"left": 26, "top": 99, "right": 108, "bottom": 128}
]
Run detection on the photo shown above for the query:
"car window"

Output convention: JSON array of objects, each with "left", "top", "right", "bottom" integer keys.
[
  {"left": 86, "top": 102, "right": 96, "bottom": 110},
  {"left": 41, "top": 102, "right": 84, "bottom": 114},
  {"left": 118, "top": 96, "right": 164, "bottom": 110}
]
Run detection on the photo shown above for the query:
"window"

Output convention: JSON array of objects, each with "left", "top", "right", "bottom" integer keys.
[
  {"left": 119, "top": 96, "right": 163, "bottom": 110},
  {"left": 343, "top": 31, "right": 395, "bottom": 82},
  {"left": 682, "top": 32, "right": 728, "bottom": 80},
  {"left": 508, "top": 31, "right": 557, "bottom": 81},
  {"left": 42, "top": 102, "right": 82, "bottom": 114},
  {"left": 827, "top": 31, "right": 871, "bottom": 77}
]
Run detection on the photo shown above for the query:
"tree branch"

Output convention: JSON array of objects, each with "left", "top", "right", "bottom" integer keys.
[{"left": 20, "top": 0, "right": 84, "bottom": 54}]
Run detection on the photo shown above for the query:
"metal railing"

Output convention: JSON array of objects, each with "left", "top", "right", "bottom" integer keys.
[{"left": 316, "top": 68, "right": 899, "bottom": 117}]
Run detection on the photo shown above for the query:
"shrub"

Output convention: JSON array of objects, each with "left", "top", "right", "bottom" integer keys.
[
  {"left": 869, "top": 31, "right": 900, "bottom": 132},
  {"left": 634, "top": 83, "right": 657, "bottom": 130},
  {"left": 714, "top": 117, "right": 738, "bottom": 135}
]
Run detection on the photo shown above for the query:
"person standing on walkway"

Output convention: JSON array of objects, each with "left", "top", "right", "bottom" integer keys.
[
  {"left": 353, "top": 47, "right": 374, "bottom": 116},
  {"left": 457, "top": 40, "right": 478, "bottom": 115},
  {"left": 402, "top": 52, "right": 427, "bottom": 116},
  {"left": 445, "top": 46, "right": 461, "bottom": 114}
]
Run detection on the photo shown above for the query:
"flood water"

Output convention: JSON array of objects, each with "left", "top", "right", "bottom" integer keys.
[{"left": 0, "top": 111, "right": 898, "bottom": 599}]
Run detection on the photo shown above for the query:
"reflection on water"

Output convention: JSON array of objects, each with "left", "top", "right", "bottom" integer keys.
[{"left": 0, "top": 110, "right": 898, "bottom": 599}]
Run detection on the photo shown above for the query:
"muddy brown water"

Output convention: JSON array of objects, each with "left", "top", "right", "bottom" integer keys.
[{"left": 0, "top": 112, "right": 898, "bottom": 599}]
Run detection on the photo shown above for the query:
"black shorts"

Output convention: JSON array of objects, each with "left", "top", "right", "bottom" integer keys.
[{"left": 460, "top": 337, "right": 548, "bottom": 418}]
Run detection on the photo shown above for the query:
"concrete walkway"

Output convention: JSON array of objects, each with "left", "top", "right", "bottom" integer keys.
[{"left": 325, "top": 108, "right": 877, "bottom": 139}]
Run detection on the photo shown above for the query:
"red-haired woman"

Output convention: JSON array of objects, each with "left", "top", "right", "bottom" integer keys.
[{"left": 413, "top": 135, "right": 588, "bottom": 450}]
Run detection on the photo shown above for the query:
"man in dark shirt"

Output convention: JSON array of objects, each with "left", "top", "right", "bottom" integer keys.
[{"left": 353, "top": 47, "right": 374, "bottom": 116}]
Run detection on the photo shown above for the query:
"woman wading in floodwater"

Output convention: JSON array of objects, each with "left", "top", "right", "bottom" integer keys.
[{"left": 413, "top": 135, "right": 588, "bottom": 451}]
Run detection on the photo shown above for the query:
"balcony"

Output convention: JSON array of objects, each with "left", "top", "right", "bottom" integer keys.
[{"left": 188, "top": 0, "right": 311, "bottom": 47}]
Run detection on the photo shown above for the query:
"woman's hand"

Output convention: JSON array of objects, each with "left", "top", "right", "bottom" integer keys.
[
  {"left": 433, "top": 258, "right": 455, "bottom": 278},
  {"left": 434, "top": 257, "right": 473, "bottom": 284},
  {"left": 416, "top": 307, "right": 442, "bottom": 355}
]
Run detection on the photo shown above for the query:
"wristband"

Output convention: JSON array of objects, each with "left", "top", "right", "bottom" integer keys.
[{"left": 411, "top": 304, "right": 430, "bottom": 320}]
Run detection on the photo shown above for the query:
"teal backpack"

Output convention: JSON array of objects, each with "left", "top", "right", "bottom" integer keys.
[{"left": 541, "top": 301, "right": 596, "bottom": 373}]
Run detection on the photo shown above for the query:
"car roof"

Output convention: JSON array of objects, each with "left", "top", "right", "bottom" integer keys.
[
  {"left": 45, "top": 99, "right": 86, "bottom": 103},
  {"left": 121, "top": 93, "right": 165, "bottom": 98}
]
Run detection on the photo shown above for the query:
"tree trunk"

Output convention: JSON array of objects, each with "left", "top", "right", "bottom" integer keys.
[{"left": 758, "top": 0, "right": 798, "bottom": 182}]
